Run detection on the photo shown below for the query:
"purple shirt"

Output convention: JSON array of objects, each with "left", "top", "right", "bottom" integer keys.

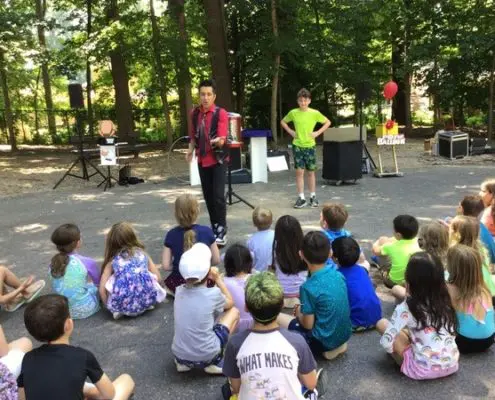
[
  {"left": 71, "top": 253, "right": 101, "bottom": 285},
  {"left": 223, "top": 275, "right": 253, "bottom": 332}
]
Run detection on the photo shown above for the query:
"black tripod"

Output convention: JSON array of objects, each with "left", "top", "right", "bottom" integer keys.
[
  {"left": 53, "top": 111, "right": 106, "bottom": 189},
  {"left": 358, "top": 100, "right": 377, "bottom": 171},
  {"left": 225, "top": 145, "right": 254, "bottom": 209}
]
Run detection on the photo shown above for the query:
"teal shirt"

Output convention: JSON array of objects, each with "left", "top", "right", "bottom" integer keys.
[{"left": 300, "top": 266, "right": 352, "bottom": 350}]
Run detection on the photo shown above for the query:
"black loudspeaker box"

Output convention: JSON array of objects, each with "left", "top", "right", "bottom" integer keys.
[
  {"left": 68, "top": 83, "right": 84, "bottom": 109},
  {"left": 322, "top": 141, "right": 362, "bottom": 182}
]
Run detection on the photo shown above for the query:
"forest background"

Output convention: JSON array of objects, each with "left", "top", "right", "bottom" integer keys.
[{"left": 0, "top": 0, "right": 494, "bottom": 151}]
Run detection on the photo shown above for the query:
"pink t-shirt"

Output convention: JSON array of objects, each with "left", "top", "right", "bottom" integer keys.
[{"left": 481, "top": 207, "right": 495, "bottom": 236}]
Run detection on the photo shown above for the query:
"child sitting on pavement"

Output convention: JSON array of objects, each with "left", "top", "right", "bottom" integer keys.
[
  {"left": 0, "top": 266, "right": 44, "bottom": 313},
  {"left": 18, "top": 294, "right": 135, "bottom": 400},
  {"left": 223, "top": 243, "right": 254, "bottom": 332},
  {"left": 172, "top": 243, "right": 239, "bottom": 374},
  {"left": 320, "top": 202, "right": 370, "bottom": 270},
  {"left": 222, "top": 271, "right": 322, "bottom": 400},
  {"left": 247, "top": 206, "right": 275, "bottom": 272},
  {"left": 372, "top": 214, "right": 420, "bottom": 288},
  {"left": 278, "top": 231, "right": 352, "bottom": 360},
  {"left": 271, "top": 215, "right": 308, "bottom": 308},
  {"left": 332, "top": 237, "right": 382, "bottom": 332}
]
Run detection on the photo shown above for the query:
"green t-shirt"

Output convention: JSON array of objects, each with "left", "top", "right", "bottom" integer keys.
[
  {"left": 282, "top": 108, "right": 327, "bottom": 148},
  {"left": 382, "top": 239, "right": 420, "bottom": 284}
]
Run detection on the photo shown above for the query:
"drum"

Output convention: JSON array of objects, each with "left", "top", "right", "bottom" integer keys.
[{"left": 228, "top": 112, "right": 242, "bottom": 142}]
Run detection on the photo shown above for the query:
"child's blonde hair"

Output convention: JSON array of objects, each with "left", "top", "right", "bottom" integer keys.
[
  {"left": 252, "top": 206, "right": 273, "bottom": 231},
  {"left": 447, "top": 244, "right": 490, "bottom": 310},
  {"left": 449, "top": 215, "right": 482, "bottom": 252},
  {"left": 175, "top": 194, "right": 200, "bottom": 251},
  {"left": 418, "top": 221, "right": 449, "bottom": 264},
  {"left": 102, "top": 222, "right": 145, "bottom": 272}
]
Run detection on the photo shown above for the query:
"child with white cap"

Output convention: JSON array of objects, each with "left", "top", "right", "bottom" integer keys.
[{"left": 172, "top": 243, "right": 239, "bottom": 374}]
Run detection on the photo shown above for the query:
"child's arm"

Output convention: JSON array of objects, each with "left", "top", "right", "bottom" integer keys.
[
  {"left": 0, "top": 276, "right": 33, "bottom": 305},
  {"left": 210, "top": 242, "right": 221, "bottom": 266},
  {"left": 0, "top": 325, "right": 9, "bottom": 357},
  {"left": 209, "top": 267, "right": 234, "bottom": 310},
  {"left": 299, "top": 371, "right": 317, "bottom": 391},
  {"left": 85, "top": 373, "right": 115, "bottom": 400},
  {"left": 162, "top": 246, "right": 172, "bottom": 272},
  {"left": 99, "top": 264, "right": 113, "bottom": 305},
  {"left": 311, "top": 119, "right": 331, "bottom": 139},
  {"left": 147, "top": 257, "right": 161, "bottom": 281},
  {"left": 230, "top": 378, "right": 241, "bottom": 394},
  {"left": 280, "top": 120, "right": 296, "bottom": 138},
  {"left": 372, "top": 236, "right": 393, "bottom": 256},
  {"left": 380, "top": 303, "right": 409, "bottom": 353},
  {"left": 295, "top": 305, "right": 315, "bottom": 330},
  {"left": 17, "top": 388, "right": 26, "bottom": 400}
]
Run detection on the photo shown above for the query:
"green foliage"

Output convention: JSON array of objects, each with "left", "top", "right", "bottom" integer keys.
[{"left": 466, "top": 112, "right": 487, "bottom": 128}]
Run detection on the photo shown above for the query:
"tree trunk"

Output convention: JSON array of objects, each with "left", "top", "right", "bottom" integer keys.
[
  {"left": 169, "top": 0, "right": 193, "bottom": 137},
  {"left": 270, "top": 0, "right": 280, "bottom": 145},
  {"left": 34, "top": 68, "right": 41, "bottom": 142},
  {"left": 150, "top": 0, "right": 173, "bottom": 146},
  {"left": 86, "top": 0, "right": 94, "bottom": 136},
  {"left": 36, "top": 0, "right": 57, "bottom": 142},
  {"left": 106, "top": 0, "right": 135, "bottom": 141},
  {"left": 488, "top": 52, "right": 495, "bottom": 141},
  {"left": 202, "top": 0, "right": 233, "bottom": 111},
  {"left": 231, "top": 7, "right": 244, "bottom": 113},
  {"left": 0, "top": 50, "right": 16, "bottom": 151}
]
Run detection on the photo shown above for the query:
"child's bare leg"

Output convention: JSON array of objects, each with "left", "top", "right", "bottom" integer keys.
[
  {"left": 0, "top": 266, "right": 23, "bottom": 294},
  {"left": 296, "top": 169, "right": 305, "bottom": 195},
  {"left": 217, "top": 307, "right": 240, "bottom": 333},
  {"left": 391, "top": 285, "right": 407, "bottom": 302},
  {"left": 111, "top": 374, "right": 135, "bottom": 400},
  {"left": 8, "top": 337, "right": 32, "bottom": 354},
  {"left": 376, "top": 318, "right": 389, "bottom": 335},
  {"left": 276, "top": 313, "right": 295, "bottom": 329},
  {"left": 307, "top": 170, "right": 316, "bottom": 193}
]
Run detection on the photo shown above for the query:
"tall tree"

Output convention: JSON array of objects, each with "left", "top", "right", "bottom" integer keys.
[
  {"left": 202, "top": 0, "right": 233, "bottom": 110},
  {"left": 149, "top": 0, "right": 172, "bottom": 146},
  {"left": 35, "top": 0, "right": 57, "bottom": 142},
  {"left": 0, "top": 50, "right": 16, "bottom": 151},
  {"left": 270, "top": 0, "right": 280, "bottom": 144},
  {"left": 106, "top": 0, "right": 134, "bottom": 141},
  {"left": 86, "top": 0, "right": 94, "bottom": 136},
  {"left": 169, "top": 0, "right": 193, "bottom": 137}
]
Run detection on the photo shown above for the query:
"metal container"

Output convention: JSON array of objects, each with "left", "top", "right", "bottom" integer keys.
[
  {"left": 438, "top": 131, "right": 469, "bottom": 160},
  {"left": 228, "top": 112, "right": 242, "bottom": 142}
]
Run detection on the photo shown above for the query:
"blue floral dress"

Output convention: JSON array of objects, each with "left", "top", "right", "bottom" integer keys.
[
  {"left": 51, "top": 255, "right": 100, "bottom": 319},
  {"left": 0, "top": 362, "right": 17, "bottom": 399},
  {"left": 105, "top": 250, "right": 159, "bottom": 316}
]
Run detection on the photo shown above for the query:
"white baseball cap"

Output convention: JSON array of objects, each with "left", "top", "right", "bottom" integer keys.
[{"left": 179, "top": 243, "right": 212, "bottom": 281}]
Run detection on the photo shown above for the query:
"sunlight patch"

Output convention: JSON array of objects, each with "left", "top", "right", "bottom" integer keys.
[{"left": 14, "top": 223, "right": 49, "bottom": 234}]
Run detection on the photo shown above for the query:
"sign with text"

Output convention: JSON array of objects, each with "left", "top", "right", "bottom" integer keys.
[
  {"left": 377, "top": 134, "right": 406, "bottom": 146},
  {"left": 100, "top": 145, "right": 117, "bottom": 165}
]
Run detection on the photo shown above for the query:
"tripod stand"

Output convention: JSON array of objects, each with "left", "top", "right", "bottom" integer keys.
[
  {"left": 225, "top": 143, "right": 254, "bottom": 209},
  {"left": 53, "top": 111, "right": 106, "bottom": 189},
  {"left": 358, "top": 100, "right": 377, "bottom": 171}
]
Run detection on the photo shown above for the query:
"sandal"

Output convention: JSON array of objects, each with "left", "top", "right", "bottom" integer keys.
[
  {"left": 4, "top": 294, "right": 26, "bottom": 312},
  {"left": 23, "top": 279, "right": 46, "bottom": 302}
]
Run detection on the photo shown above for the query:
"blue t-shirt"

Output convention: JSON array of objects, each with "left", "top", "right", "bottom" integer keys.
[
  {"left": 322, "top": 228, "right": 351, "bottom": 244},
  {"left": 164, "top": 224, "right": 215, "bottom": 270},
  {"left": 247, "top": 229, "right": 274, "bottom": 272},
  {"left": 300, "top": 266, "right": 352, "bottom": 350},
  {"left": 338, "top": 264, "right": 382, "bottom": 328},
  {"left": 480, "top": 222, "right": 495, "bottom": 264}
]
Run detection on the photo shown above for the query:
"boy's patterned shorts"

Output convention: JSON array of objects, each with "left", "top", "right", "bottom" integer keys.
[{"left": 293, "top": 145, "right": 317, "bottom": 171}]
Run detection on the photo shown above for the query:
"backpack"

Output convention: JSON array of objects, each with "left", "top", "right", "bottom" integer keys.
[{"left": 192, "top": 106, "right": 230, "bottom": 164}]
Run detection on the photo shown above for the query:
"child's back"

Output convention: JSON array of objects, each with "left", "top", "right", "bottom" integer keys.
[
  {"left": 382, "top": 238, "right": 419, "bottom": 284},
  {"left": 247, "top": 229, "right": 274, "bottom": 272},
  {"left": 224, "top": 275, "right": 253, "bottom": 332},
  {"left": 51, "top": 255, "right": 99, "bottom": 319}
]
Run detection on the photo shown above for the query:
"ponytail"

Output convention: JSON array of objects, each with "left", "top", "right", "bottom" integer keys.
[
  {"left": 50, "top": 253, "right": 71, "bottom": 278},
  {"left": 50, "top": 223, "right": 81, "bottom": 278},
  {"left": 183, "top": 227, "right": 196, "bottom": 252}
]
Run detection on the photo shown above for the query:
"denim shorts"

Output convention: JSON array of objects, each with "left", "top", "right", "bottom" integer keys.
[{"left": 175, "top": 324, "right": 230, "bottom": 368}]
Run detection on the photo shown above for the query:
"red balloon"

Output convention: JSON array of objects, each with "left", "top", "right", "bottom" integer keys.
[
  {"left": 383, "top": 81, "right": 398, "bottom": 99},
  {"left": 385, "top": 119, "right": 395, "bottom": 130}
]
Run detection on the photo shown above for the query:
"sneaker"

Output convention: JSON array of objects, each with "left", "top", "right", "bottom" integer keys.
[
  {"left": 23, "top": 279, "right": 46, "bottom": 303},
  {"left": 204, "top": 364, "right": 223, "bottom": 375},
  {"left": 113, "top": 312, "right": 123, "bottom": 320},
  {"left": 309, "top": 196, "right": 319, "bottom": 208},
  {"left": 294, "top": 197, "right": 307, "bottom": 209},
  {"left": 4, "top": 295, "right": 26, "bottom": 312},
  {"left": 175, "top": 360, "right": 191, "bottom": 373},
  {"left": 215, "top": 225, "right": 227, "bottom": 247}
]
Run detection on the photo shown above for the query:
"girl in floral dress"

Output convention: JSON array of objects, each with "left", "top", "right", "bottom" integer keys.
[{"left": 100, "top": 222, "right": 166, "bottom": 320}]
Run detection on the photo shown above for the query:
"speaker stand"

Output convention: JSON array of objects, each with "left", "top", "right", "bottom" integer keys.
[
  {"left": 358, "top": 101, "right": 377, "bottom": 171},
  {"left": 225, "top": 145, "right": 254, "bottom": 209}
]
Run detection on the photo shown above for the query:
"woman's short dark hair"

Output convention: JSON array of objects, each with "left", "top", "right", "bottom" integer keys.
[
  {"left": 224, "top": 243, "right": 253, "bottom": 277},
  {"left": 24, "top": 294, "right": 70, "bottom": 343}
]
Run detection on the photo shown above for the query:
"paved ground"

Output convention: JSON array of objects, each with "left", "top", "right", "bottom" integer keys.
[{"left": 1, "top": 163, "right": 495, "bottom": 400}]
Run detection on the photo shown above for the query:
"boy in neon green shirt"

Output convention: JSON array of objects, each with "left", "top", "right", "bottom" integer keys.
[
  {"left": 281, "top": 88, "right": 331, "bottom": 209},
  {"left": 372, "top": 215, "right": 420, "bottom": 288}
]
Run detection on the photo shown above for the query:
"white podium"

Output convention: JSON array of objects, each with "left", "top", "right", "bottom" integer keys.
[
  {"left": 243, "top": 130, "right": 271, "bottom": 183},
  {"left": 189, "top": 153, "right": 201, "bottom": 186}
]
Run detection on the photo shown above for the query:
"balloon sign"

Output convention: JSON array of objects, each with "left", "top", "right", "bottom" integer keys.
[{"left": 383, "top": 81, "right": 398, "bottom": 100}]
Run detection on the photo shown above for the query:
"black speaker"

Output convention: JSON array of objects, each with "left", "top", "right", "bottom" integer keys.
[
  {"left": 322, "top": 141, "right": 362, "bottom": 182},
  {"left": 68, "top": 83, "right": 84, "bottom": 109},
  {"left": 229, "top": 147, "right": 242, "bottom": 170}
]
